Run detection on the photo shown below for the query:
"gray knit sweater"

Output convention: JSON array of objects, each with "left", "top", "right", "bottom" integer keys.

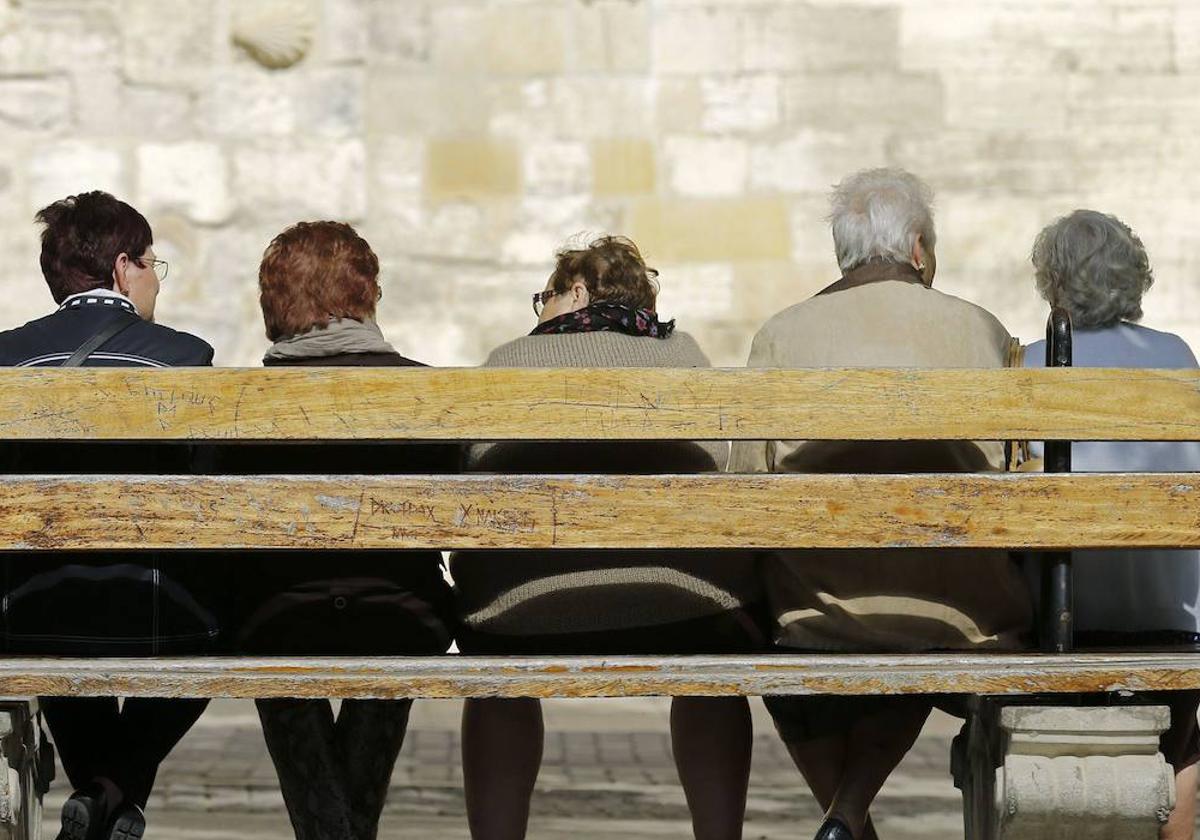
[{"left": 449, "top": 330, "right": 760, "bottom": 638}]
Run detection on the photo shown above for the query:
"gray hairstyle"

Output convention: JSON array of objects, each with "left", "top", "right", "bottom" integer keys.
[
  {"left": 1031, "top": 210, "right": 1153, "bottom": 329},
  {"left": 828, "top": 168, "right": 937, "bottom": 272}
]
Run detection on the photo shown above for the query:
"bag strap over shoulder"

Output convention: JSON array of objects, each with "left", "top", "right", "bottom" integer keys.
[{"left": 62, "top": 314, "right": 139, "bottom": 368}]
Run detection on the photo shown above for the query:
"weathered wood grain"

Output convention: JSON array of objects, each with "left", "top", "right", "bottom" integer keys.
[
  {"left": 1, "top": 367, "right": 1198, "bottom": 441},
  {"left": 0, "top": 653, "right": 1197, "bottom": 699},
  {"left": 1, "top": 473, "right": 1197, "bottom": 550}
]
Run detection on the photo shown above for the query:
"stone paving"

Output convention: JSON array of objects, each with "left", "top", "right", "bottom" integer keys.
[{"left": 41, "top": 699, "right": 966, "bottom": 840}]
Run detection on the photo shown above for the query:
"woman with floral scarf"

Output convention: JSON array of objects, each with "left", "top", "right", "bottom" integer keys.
[{"left": 451, "top": 235, "right": 765, "bottom": 840}]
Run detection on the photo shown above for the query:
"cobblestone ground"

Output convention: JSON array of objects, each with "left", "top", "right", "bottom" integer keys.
[{"left": 42, "top": 699, "right": 965, "bottom": 840}]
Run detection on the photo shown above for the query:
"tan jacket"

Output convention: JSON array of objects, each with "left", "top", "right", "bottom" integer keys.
[{"left": 730, "top": 263, "right": 1033, "bottom": 652}]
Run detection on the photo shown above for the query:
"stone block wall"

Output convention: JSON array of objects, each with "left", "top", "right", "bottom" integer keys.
[{"left": 1, "top": 0, "right": 1198, "bottom": 366}]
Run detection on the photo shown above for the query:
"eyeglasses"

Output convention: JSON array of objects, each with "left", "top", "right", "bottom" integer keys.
[
  {"left": 532, "top": 288, "right": 563, "bottom": 316},
  {"left": 135, "top": 256, "right": 169, "bottom": 282}
]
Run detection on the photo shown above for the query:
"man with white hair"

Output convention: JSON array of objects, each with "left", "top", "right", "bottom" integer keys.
[{"left": 730, "top": 168, "right": 1032, "bottom": 840}]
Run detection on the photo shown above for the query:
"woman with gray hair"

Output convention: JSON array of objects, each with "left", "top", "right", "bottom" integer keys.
[
  {"left": 1024, "top": 209, "right": 1200, "bottom": 840},
  {"left": 731, "top": 167, "right": 1032, "bottom": 840}
]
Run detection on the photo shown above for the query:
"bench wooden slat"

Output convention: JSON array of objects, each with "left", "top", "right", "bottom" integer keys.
[
  {"left": 0, "top": 653, "right": 1196, "bottom": 698},
  {"left": 2, "top": 473, "right": 1197, "bottom": 550},
  {"left": 1, "top": 367, "right": 1198, "bottom": 441}
]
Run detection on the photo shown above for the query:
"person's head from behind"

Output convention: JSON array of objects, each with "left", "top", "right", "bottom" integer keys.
[
  {"left": 828, "top": 167, "right": 937, "bottom": 285},
  {"left": 534, "top": 235, "right": 659, "bottom": 325},
  {"left": 1031, "top": 210, "right": 1153, "bottom": 329},
  {"left": 258, "top": 221, "right": 381, "bottom": 342},
  {"left": 35, "top": 190, "right": 163, "bottom": 320}
]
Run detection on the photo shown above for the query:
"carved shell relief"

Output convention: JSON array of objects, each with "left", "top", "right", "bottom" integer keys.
[{"left": 232, "top": 0, "right": 316, "bottom": 70}]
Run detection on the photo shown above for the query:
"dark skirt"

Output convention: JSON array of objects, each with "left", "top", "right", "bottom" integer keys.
[{"left": 233, "top": 553, "right": 455, "bottom": 657}]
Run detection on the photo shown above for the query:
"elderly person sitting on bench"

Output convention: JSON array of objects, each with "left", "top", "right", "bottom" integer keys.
[
  {"left": 731, "top": 167, "right": 1033, "bottom": 840},
  {"left": 1023, "top": 209, "right": 1200, "bottom": 840},
  {"left": 452, "top": 235, "right": 765, "bottom": 840}
]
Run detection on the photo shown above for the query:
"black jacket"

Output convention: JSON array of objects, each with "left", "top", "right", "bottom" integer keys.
[
  {"left": 0, "top": 293, "right": 222, "bottom": 655},
  {"left": 207, "top": 350, "right": 459, "bottom": 656},
  {"left": 0, "top": 293, "right": 212, "bottom": 368}
]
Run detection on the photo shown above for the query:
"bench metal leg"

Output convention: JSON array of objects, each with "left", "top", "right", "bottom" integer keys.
[
  {"left": 0, "top": 700, "right": 49, "bottom": 840},
  {"left": 955, "top": 698, "right": 1175, "bottom": 840},
  {"left": 1041, "top": 307, "right": 1074, "bottom": 653}
]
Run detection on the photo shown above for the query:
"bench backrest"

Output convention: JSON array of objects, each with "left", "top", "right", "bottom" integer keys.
[{"left": 1, "top": 363, "right": 1199, "bottom": 700}]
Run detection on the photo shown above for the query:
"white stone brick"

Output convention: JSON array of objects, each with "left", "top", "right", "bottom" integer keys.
[
  {"left": 663, "top": 137, "right": 748, "bottom": 197},
  {"left": 888, "top": 131, "right": 1077, "bottom": 197},
  {"left": 749, "top": 131, "right": 886, "bottom": 194},
  {"left": 69, "top": 68, "right": 122, "bottom": 135},
  {"left": 369, "top": 136, "right": 424, "bottom": 211},
  {"left": 233, "top": 140, "right": 366, "bottom": 221},
  {"left": 122, "top": 86, "right": 197, "bottom": 139},
  {"left": 700, "top": 75, "right": 780, "bottom": 133},
  {"left": 782, "top": 71, "right": 944, "bottom": 131},
  {"left": 0, "top": 3, "right": 118, "bottom": 75},
  {"left": 486, "top": 3, "right": 567, "bottom": 76},
  {"left": 489, "top": 80, "right": 556, "bottom": 140},
  {"left": 137, "top": 142, "right": 233, "bottom": 226},
  {"left": 367, "top": 74, "right": 490, "bottom": 135},
  {"left": 294, "top": 67, "right": 366, "bottom": 138},
  {"left": 1067, "top": 131, "right": 1200, "bottom": 201},
  {"left": 372, "top": 201, "right": 507, "bottom": 266},
  {"left": 941, "top": 74, "right": 1065, "bottom": 132},
  {"left": 319, "top": 0, "right": 369, "bottom": 63},
  {"left": 787, "top": 194, "right": 837, "bottom": 267},
  {"left": 429, "top": 4, "right": 488, "bottom": 73},
  {"left": 0, "top": 78, "right": 70, "bottom": 133},
  {"left": 567, "top": 0, "right": 650, "bottom": 73},
  {"left": 549, "top": 78, "right": 656, "bottom": 140},
  {"left": 494, "top": 78, "right": 654, "bottom": 141},
  {"left": 1175, "top": 4, "right": 1200, "bottom": 73},
  {"left": 655, "top": 263, "right": 735, "bottom": 321},
  {"left": 1067, "top": 75, "right": 1200, "bottom": 131},
  {"left": 0, "top": 139, "right": 25, "bottom": 220},
  {"left": 654, "top": 78, "right": 702, "bottom": 133},
  {"left": 368, "top": 0, "right": 431, "bottom": 67},
  {"left": 899, "top": 4, "right": 1173, "bottom": 75},
  {"left": 28, "top": 142, "right": 126, "bottom": 214},
  {"left": 377, "top": 297, "right": 471, "bottom": 364},
  {"left": 122, "top": 0, "right": 218, "bottom": 87},
  {"left": 522, "top": 141, "right": 592, "bottom": 197},
  {"left": 652, "top": 7, "right": 742, "bottom": 74},
  {"left": 740, "top": 4, "right": 899, "bottom": 72},
  {"left": 929, "top": 191, "right": 1065, "bottom": 342},
  {"left": 204, "top": 69, "right": 297, "bottom": 138},
  {"left": 0, "top": 229, "right": 50, "bottom": 327},
  {"left": 500, "top": 195, "right": 620, "bottom": 266}
]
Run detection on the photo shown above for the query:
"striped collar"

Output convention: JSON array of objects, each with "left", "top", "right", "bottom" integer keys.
[{"left": 58, "top": 288, "right": 140, "bottom": 316}]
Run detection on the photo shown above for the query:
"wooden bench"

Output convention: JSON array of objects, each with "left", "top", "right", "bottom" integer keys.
[{"left": 0, "top": 351, "right": 1198, "bottom": 838}]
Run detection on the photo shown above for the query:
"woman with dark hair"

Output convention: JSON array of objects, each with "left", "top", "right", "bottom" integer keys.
[
  {"left": 452, "top": 236, "right": 764, "bottom": 840},
  {"left": 225, "top": 221, "right": 457, "bottom": 840},
  {"left": 1026, "top": 210, "right": 1200, "bottom": 840},
  {"left": 0, "top": 191, "right": 215, "bottom": 840}
]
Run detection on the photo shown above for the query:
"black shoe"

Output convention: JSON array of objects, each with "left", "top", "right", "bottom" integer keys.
[
  {"left": 106, "top": 803, "right": 145, "bottom": 840},
  {"left": 814, "top": 815, "right": 855, "bottom": 840},
  {"left": 56, "top": 786, "right": 107, "bottom": 840}
]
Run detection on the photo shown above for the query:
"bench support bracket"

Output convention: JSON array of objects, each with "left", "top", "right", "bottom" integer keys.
[{"left": 956, "top": 699, "right": 1175, "bottom": 840}]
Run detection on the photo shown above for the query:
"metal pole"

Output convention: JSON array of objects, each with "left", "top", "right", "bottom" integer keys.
[{"left": 1042, "top": 307, "right": 1073, "bottom": 652}]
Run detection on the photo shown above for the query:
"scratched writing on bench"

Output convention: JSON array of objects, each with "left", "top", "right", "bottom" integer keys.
[
  {"left": 124, "top": 382, "right": 222, "bottom": 417},
  {"left": 362, "top": 497, "right": 537, "bottom": 534},
  {"left": 368, "top": 497, "right": 440, "bottom": 523}
]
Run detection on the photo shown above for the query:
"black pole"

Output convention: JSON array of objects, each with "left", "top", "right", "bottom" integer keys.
[{"left": 1042, "top": 307, "right": 1073, "bottom": 652}]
